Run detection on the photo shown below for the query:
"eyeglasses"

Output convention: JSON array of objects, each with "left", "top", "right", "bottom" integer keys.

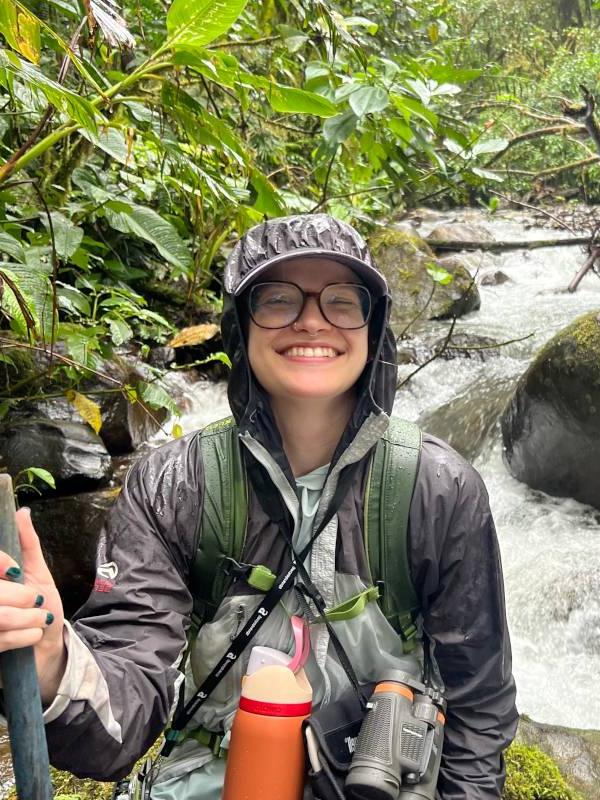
[{"left": 247, "top": 281, "right": 373, "bottom": 330}]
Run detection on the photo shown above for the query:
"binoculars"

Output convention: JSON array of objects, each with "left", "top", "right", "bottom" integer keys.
[{"left": 345, "top": 671, "right": 446, "bottom": 800}]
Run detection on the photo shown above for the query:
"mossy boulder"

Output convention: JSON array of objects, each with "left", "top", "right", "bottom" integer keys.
[
  {"left": 514, "top": 716, "right": 600, "bottom": 800},
  {"left": 501, "top": 311, "right": 600, "bottom": 509},
  {"left": 369, "top": 226, "right": 480, "bottom": 331},
  {"left": 504, "top": 741, "right": 583, "bottom": 800}
]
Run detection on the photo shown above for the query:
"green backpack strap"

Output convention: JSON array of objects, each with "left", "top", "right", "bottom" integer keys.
[
  {"left": 190, "top": 417, "right": 248, "bottom": 626},
  {"left": 364, "top": 416, "right": 422, "bottom": 648}
]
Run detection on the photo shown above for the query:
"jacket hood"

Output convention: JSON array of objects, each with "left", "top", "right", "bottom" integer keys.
[{"left": 220, "top": 214, "right": 398, "bottom": 467}]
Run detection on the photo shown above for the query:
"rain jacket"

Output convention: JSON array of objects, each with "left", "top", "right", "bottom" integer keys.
[{"left": 42, "top": 216, "right": 518, "bottom": 799}]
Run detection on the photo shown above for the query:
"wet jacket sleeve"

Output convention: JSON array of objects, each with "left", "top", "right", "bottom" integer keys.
[
  {"left": 409, "top": 435, "right": 518, "bottom": 800},
  {"left": 43, "top": 434, "right": 203, "bottom": 780}
]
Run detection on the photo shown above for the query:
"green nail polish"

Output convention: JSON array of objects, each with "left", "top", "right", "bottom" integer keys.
[
  {"left": 34, "top": 594, "right": 44, "bottom": 608},
  {"left": 45, "top": 612, "right": 54, "bottom": 626},
  {"left": 6, "top": 567, "right": 21, "bottom": 580}
]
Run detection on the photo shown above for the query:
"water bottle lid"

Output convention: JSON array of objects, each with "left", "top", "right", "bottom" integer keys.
[{"left": 239, "top": 696, "right": 312, "bottom": 717}]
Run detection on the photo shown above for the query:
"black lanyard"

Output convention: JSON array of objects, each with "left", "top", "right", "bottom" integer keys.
[{"left": 162, "top": 458, "right": 364, "bottom": 756}]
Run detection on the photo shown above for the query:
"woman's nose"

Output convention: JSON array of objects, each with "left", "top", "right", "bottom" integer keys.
[{"left": 293, "top": 295, "right": 331, "bottom": 332}]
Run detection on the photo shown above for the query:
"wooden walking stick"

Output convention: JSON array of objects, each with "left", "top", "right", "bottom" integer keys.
[{"left": 0, "top": 475, "right": 53, "bottom": 799}]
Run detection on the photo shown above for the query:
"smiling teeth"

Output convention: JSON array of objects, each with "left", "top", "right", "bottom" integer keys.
[{"left": 284, "top": 347, "right": 338, "bottom": 358}]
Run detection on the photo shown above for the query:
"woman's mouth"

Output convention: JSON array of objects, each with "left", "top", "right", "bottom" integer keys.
[{"left": 280, "top": 346, "right": 341, "bottom": 358}]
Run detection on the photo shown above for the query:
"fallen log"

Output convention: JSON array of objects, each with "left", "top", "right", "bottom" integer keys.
[{"left": 427, "top": 236, "right": 590, "bottom": 252}]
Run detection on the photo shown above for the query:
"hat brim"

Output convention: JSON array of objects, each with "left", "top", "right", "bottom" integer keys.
[{"left": 233, "top": 249, "right": 388, "bottom": 298}]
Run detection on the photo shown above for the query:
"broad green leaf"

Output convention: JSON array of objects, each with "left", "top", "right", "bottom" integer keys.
[
  {"left": 472, "top": 138, "right": 509, "bottom": 157},
  {"left": 57, "top": 283, "right": 91, "bottom": 316},
  {"left": 43, "top": 212, "right": 84, "bottom": 260},
  {"left": 26, "top": 467, "right": 56, "bottom": 489},
  {"left": 0, "top": 50, "right": 99, "bottom": 131},
  {"left": 65, "top": 390, "right": 102, "bottom": 434},
  {"left": 82, "top": 126, "right": 135, "bottom": 165},
  {"left": 323, "top": 110, "right": 357, "bottom": 144},
  {"left": 471, "top": 167, "right": 504, "bottom": 182},
  {"left": 139, "top": 380, "right": 180, "bottom": 415},
  {"left": 0, "top": 230, "right": 24, "bottom": 260},
  {"left": 0, "top": 0, "right": 40, "bottom": 63},
  {"left": 106, "top": 315, "right": 133, "bottom": 346},
  {"left": 104, "top": 201, "right": 192, "bottom": 270},
  {"left": 387, "top": 118, "right": 413, "bottom": 144},
  {"left": 426, "top": 264, "right": 453, "bottom": 286},
  {"left": 391, "top": 93, "right": 438, "bottom": 128},
  {"left": 48, "top": 0, "right": 79, "bottom": 17},
  {"left": 443, "top": 137, "right": 468, "bottom": 158},
  {"left": 344, "top": 16, "right": 378, "bottom": 34},
  {"left": 250, "top": 171, "right": 285, "bottom": 216},
  {"left": 348, "top": 85, "right": 389, "bottom": 117},
  {"left": 266, "top": 84, "right": 337, "bottom": 117},
  {"left": 166, "top": 0, "right": 248, "bottom": 50},
  {"left": 427, "top": 65, "right": 482, "bottom": 84}
]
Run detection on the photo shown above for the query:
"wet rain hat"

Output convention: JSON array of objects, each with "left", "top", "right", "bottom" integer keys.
[{"left": 224, "top": 214, "right": 388, "bottom": 298}]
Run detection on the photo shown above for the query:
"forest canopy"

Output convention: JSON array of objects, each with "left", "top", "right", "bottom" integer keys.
[{"left": 1, "top": 0, "right": 600, "bottom": 421}]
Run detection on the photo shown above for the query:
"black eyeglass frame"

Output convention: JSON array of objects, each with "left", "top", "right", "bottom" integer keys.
[{"left": 247, "top": 280, "right": 374, "bottom": 330}]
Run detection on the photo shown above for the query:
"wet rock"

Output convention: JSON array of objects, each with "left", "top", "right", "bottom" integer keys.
[
  {"left": 369, "top": 228, "right": 481, "bottom": 332},
  {"left": 517, "top": 716, "right": 600, "bottom": 800},
  {"left": 501, "top": 311, "right": 600, "bottom": 509},
  {"left": 30, "top": 487, "right": 121, "bottom": 617},
  {"left": 434, "top": 332, "right": 502, "bottom": 362},
  {"left": 0, "top": 418, "right": 112, "bottom": 492},
  {"left": 426, "top": 221, "right": 495, "bottom": 244},
  {"left": 432, "top": 255, "right": 481, "bottom": 319},
  {"left": 148, "top": 346, "right": 176, "bottom": 369},
  {"left": 480, "top": 269, "right": 511, "bottom": 286},
  {"left": 419, "top": 377, "right": 514, "bottom": 461},
  {"left": 91, "top": 353, "right": 169, "bottom": 454}
]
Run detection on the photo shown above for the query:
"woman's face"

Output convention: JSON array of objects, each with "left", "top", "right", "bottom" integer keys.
[{"left": 246, "top": 258, "right": 370, "bottom": 405}]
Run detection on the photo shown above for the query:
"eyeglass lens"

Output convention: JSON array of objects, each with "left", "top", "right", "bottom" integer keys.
[{"left": 249, "top": 282, "right": 372, "bottom": 330}]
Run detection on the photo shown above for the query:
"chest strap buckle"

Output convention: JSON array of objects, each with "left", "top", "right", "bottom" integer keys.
[{"left": 222, "top": 558, "right": 276, "bottom": 592}]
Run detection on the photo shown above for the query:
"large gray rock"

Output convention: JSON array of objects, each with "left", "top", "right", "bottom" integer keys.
[
  {"left": 0, "top": 418, "right": 112, "bottom": 492},
  {"left": 369, "top": 226, "right": 481, "bottom": 332},
  {"left": 427, "top": 221, "right": 495, "bottom": 244},
  {"left": 420, "top": 377, "right": 514, "bottom": 461},
  {"left": 30, "top": 487, "right": 121, "bottom": 617},
  {"left": 501, "top": 311, "right": 600, "bottom": 509},
  {"left": 517, "top": 716, "right": 600, "bottom": 800}
]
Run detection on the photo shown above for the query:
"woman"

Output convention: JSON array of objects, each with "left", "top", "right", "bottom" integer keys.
[{"left": 0, "top": 214, "right": 517, "bottom": 798}]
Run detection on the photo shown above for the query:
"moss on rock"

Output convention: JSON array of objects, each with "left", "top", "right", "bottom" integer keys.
[
  {"left": 368, "top": 226, "right": 480, "bottom": 331},
  {"left": 503, "top": 743, "right": 583, "bottom": 800},
  {"left": 531, "top": 311, "right": 600, "bottom": 385}
]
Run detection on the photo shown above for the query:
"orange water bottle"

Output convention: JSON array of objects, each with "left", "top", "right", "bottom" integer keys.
[{"left": 223, "top": 645, "right": 312, "bottom": 800}]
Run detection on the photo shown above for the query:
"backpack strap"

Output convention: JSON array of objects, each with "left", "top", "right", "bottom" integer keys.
[
  {"left": 190, "top": 417, "right": 248, "bottom": 625},
  {"left": 364, "top": 416, "right": 422, "bottom": 647}
]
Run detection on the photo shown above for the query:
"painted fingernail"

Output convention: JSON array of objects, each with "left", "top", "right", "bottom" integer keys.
[
  {"left": 45, "top": 612, "right": 54, "bottom": 626},
  {"left": 34, "top": 594, "right": 44, "bottom": 608},
  {"left": 5, "top": 567, "right": 21, "bottom": 580}
]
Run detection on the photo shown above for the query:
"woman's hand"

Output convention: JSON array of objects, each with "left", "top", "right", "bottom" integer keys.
[{"left": 0, "top": 507, "right": 67, "bottom": 705}]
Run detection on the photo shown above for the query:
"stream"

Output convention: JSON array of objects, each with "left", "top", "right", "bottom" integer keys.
[{"left": 1, "top": 207, "right": 599, "bottom": 795}]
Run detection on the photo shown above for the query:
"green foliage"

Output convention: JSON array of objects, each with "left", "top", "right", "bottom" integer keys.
[
  {"left": 503, "top": 743, "right": 583, "bottom": 800},
  {"left": 0, "top": 0, "right": 491, "bottom": 424}
]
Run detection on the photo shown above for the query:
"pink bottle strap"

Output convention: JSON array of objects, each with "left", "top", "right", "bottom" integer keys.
[{"left": 288, "top": 615, "right": 310, "bottom": 673}]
